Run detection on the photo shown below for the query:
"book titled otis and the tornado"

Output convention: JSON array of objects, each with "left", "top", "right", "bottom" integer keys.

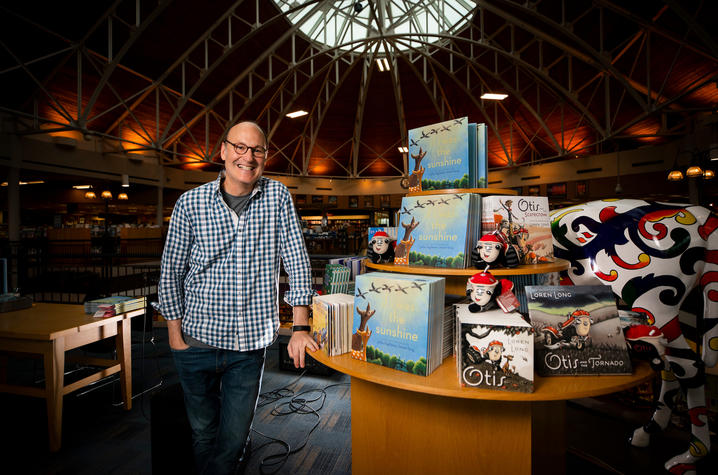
[
  {"left": 525, "top": 285, "right": 632, "bottom": 376},
  {"left": 351, "top": 272, "right": 446, "bottom": 376}
]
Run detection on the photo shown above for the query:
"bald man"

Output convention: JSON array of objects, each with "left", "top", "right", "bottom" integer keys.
[{"left": 159, "top": 121, "right": 317, "bottom": 474}]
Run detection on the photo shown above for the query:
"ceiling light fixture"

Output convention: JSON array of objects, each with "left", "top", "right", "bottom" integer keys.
[
  {"left": 122, "top": 174, "right": 130, "bottom": 187},
  {"left": 667, "top": 169, "right": 684, "bottom": 181},
  {"left": 480, "top": 93, "right": 508, "bottom": 100},
  {"left": 286, "top": 110, "right": 308, "bottom": 119},
  {"left": 398, "top": 146, "right": 408, "bottom": 153},
  {"left": 1, "top": 180, "right": 45, "bottom": 186},
  {"left": 73, "top": 185, "right": 92, "bottom": 189},
  {"left": 376, "top": 58, "right": 390, "bottom": 72},
  {"left": 686, "top": 164, "right": 704, "bottom": 178}
]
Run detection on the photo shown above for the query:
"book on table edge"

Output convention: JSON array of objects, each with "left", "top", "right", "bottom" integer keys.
[{"left": 84, "top": 296, "right": 146, "bottom": 315}]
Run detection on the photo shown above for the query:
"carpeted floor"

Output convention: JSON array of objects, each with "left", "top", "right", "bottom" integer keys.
[{"left": 0, "top": 325, "right": 715, "bottom": 474}]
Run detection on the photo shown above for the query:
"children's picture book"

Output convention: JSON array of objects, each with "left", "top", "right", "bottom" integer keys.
[
  {"left": 351, "top": 272, "right": 446, "bottom": 376},
  {"left": 481, "top": 195, "right": 554, "bottom": 264},
  {"left": 394, "top": 193, "right": 479, "bottom": 268},
  {"left": 476, "top": 123, "right": 488, "bottom": 188},
  {"left": 408, "top": 117, "right": 471, "bottom": 191},
  {"left": 312, "top": 293, "right": 354, "bottom": 356},
  {"left": 455, "top": 304, "right": 534, "bottom": 392},
  {"left": 525, "top": 285, "right": 632, "bottom": 376}
]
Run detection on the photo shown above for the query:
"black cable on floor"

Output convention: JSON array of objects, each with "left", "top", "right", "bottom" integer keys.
[{"left": 251, "top": 372, "right": 349, "bottom": 474}]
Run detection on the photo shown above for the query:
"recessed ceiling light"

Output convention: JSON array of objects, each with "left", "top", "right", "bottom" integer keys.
[
  {"left": 480, "top": 93, "right": 508, "bottom": 100},
  {"left": 286, "top": 110, "right": 308, "bottom": 119},
  {"left": 1, "top": 180, "right": 45, "bottom": 186}
]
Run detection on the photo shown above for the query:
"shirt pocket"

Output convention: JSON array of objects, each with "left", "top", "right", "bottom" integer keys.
[{"left": 191, "top": 214, "right": 237, "bottom": 266}]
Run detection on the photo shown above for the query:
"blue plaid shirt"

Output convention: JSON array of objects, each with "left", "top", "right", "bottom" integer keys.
[{"left": 158, "top": 172, "right": 312, "bottom": 351}]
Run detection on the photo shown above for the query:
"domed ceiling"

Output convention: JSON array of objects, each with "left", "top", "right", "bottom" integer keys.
[{"left": 1, "top": 0, "right": 717, "bottom": 180}]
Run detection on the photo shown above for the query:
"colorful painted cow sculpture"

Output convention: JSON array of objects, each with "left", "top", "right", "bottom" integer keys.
[{"left": 550, "top": 199, "right": 718, "bottom": 474}]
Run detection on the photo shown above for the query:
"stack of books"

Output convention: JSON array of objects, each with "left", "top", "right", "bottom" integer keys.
[
  {"left": 526, "top": 285, "right": 632, "bottom": 376},
  {"left": 312, "top": 293, "right": 355, "bottom": 356},
  {"left": 328, "top": 256, "right": 366, "bottom": 282},
  {"left": 395, "top": 193, "right": 481, "bottom": 268},
  {"left": 407, "top": 117, "right": 488, "bottom": 191},
  {"left": 322, "top": 264, "right": 352, "bottom": 294},
  {"left": 84, "top": 296, "right": 147, "bottom": 316},
  {"left": 455, "top": 305, "right": 534, "bottom": 393},
  {"left": 351, "top": 272, "right": 446, "bottom": 376}
]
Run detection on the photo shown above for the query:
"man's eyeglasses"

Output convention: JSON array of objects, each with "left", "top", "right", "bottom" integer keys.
[{"left": 224, "top": 139, "right": 268, "bottom": 158}]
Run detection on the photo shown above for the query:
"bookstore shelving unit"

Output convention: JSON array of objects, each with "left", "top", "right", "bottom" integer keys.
[{"left": 307, "top": 188, "right": 654, "bottom": 474}]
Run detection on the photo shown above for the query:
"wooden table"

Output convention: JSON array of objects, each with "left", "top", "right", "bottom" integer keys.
[
  {"left": 0, "top": 303, "right": 144, "bottom": 451},
  {"left": 308, "top": 351, "right": 654, "bottom": 475}
]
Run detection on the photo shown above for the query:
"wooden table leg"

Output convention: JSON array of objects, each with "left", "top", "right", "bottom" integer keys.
[
  {"left": 117, "top": 318, "right": 132, "bottom": 410},
  {"left": 44, "top": 336, "right": 65, "bottom": 452}
]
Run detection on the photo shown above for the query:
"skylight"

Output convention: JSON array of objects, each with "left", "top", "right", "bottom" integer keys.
[{"left": 273, "top": 1, "right": 474, "bottom": 52}]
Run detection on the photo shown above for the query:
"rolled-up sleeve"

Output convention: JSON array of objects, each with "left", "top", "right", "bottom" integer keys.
[
  {"left": 158, "top": 197, "right": 193, "bottom": 320},
  {"left": 279, "top": 190, "right": 313, "bottom": 307}
]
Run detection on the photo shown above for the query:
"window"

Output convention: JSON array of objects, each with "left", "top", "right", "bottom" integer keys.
[{"left": 272, "top": 1, "right": 473, "bottom": 53}]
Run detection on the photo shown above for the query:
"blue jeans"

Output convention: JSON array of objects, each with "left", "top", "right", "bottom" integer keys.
[{"left": 172, "top": 346, "right": 265, "bottom": 475}]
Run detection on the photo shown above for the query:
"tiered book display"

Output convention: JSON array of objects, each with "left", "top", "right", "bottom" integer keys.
[
  {"left": 308, "top": 187, "right": 653, "bottom": 475},
  {"left": 303, "top": 118, "right": 653, "bottom": 474}
]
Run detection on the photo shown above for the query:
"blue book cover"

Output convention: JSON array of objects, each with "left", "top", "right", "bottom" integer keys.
[
  {"left": 476, "top": 123, "right": 488, "bottom": 188},
  {"left": 395, "top": 193, "right": 478, "bottom": 268},
  {"left": 351, "top": 272, "right": 445, "bottom": 376},
  {"left": 408, "top": 117, "right": 471, "bottom": 191}
]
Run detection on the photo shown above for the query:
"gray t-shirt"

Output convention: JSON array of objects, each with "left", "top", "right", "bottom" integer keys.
[{"left": 185, "top": 185, "right": 253, "bottom": 349}]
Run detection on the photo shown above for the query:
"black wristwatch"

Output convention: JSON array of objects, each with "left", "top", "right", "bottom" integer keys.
[{"left": 292, "top": 325, "right": 311, "bottom": 333}]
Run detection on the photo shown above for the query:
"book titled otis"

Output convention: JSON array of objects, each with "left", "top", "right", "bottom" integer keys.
[
  {"left": 456, "top": 305, "right": 534, "bottom": 393},
  {"left": 526, "top": 285, "right": 632, "bottom": 376}
]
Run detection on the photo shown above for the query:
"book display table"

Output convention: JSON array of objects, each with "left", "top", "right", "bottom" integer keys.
[
  {"left": 309, "top": 350, "right": 654, "bottom": 474},
  {"left": 325, "top": 258, "right": 651, "bottom": 474}
]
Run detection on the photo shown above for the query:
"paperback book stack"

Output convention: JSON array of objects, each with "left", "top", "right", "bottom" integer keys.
[
  {"left": 351, "top": 272, "right": 446, "bottom": 376},
  {"left": 322, "top": 263, "right": 351, "bottom": 294},
  {"left": 395, "top": 193, "right": 480, "bottom": 268},
  {"left": 441, "top": 295, "right": 469, "bottom": 360},
  {"left": 312, "top": 293, "right": 355, "bottom": 356},
  {"left": 480, "top": 195, "right": 554, "bottom": 264},
  {"left": 84, "top": 295, "right": 146, "bottom": 316},
  {"left": 455, "top": 305, "right": 534, "bottom": 393},
  {"left": 526, "top": 285, "right": 632, "bottom": 376},
  {"left": 407, "top": 117, "right": 488, "bottom": 191}
]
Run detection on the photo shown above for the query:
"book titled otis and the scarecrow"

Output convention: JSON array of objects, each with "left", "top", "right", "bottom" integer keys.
[{"left": 351, "top": 272, "right": 446, "bottom": 376}]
